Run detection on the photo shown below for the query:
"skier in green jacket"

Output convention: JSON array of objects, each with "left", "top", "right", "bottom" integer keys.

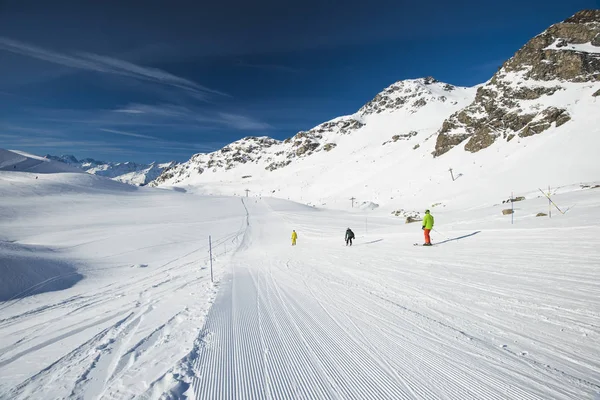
[{"left": 422, "top": 210, "right": 434, "bottom": 246}]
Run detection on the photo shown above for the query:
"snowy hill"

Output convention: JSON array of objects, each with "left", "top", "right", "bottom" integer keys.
[
  {"left": 46, "top": 154, "right": 177, "bottom": 186},
  {"left": 1, "top": 160, "right": 600, "bottom": 398},
  {"left": 152, "top": 10, "right": 600, "bottom": 212},
  {"left": 0, "top": 149, "right": 81, "bottom": 174}
]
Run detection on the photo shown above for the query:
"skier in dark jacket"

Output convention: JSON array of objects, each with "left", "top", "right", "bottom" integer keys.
[{"left": 345, "top": 228, "right": 355, "bottom": 246}]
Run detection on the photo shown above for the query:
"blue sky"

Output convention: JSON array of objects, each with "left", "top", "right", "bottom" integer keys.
[{"left": 0, "top": 0, "right": 597, "bottom": 163}]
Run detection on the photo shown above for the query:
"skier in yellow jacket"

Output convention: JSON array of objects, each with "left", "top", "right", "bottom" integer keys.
[{"left": 291, "top": 230, "right": 298, "bottom": 246}]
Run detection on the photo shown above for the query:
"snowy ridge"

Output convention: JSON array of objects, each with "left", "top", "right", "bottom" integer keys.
[
  {"left": 0, "top": 149, "right": 81, "bottom": 174},
  {"left": 358, "top": 76, "right": 463, "bottom": 115},
  {"left": 151, "top": 78, "right": 476, "bottom": 197},
  {"left": 46, "top": 154, "right": 177, "bottom": 186}
]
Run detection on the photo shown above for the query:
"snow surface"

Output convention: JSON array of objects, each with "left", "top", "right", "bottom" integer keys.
[
  {"left": 1, "top": 152, "right": 599, "bottom": 399},
  {"left": 544, "top": 40, "right": 600, "bottom": 53}
]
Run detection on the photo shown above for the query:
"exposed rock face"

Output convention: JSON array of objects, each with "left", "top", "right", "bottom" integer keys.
[
  {"left": 323, "top": 143, "right": 337, "bottom": 152},
  {"left": 504, "top": 11, "right": 600, "bottom": 82},
  {"left": 434, "top": 10, "right": 600, "bottom": 156},
  {"left": 519, "top": 107, "right": 571, "bottom": 137},
  {"left": 382, "top": 131, "right": 419, "bottom": 145}
]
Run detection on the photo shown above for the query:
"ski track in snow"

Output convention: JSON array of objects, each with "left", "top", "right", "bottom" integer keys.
[
  {"left": 171, "top": 198, "right": 600, "bottom": 400},
  {"left": 2, "top": 189, "right": 600, "bottom": 399}
]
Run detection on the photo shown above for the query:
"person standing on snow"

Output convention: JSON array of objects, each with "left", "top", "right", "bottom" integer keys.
[
  {"left": 422, "top": 210, "right": 434, "bottom": 246},
  {"left": 345, "top": 228, "right": 355, "bottom": 246},
  {"left": 291, "top": 230, "right": 298, "bottom": 246}
]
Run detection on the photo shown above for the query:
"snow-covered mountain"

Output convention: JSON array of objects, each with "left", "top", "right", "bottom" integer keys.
[
  {"left": 151, "top": 77, "right": 471, "bottom": 181},
  {"left": 150, "top": 77, "right": 476, "bottom": 195},
  {"left": 152, "top": 10, "right": 600, "bottom": 211},
  {"left": 46, "top": 154, "right": 177, "bottom": 186}
]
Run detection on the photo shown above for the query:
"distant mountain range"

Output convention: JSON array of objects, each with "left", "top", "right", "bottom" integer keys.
[{"left": 45, "top": 154, "right": 177, "bottom": 186}]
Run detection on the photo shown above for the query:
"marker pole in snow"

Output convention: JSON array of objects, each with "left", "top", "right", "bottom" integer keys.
[
  {"left": 538, "top": 188, "right": 567, "bottom": 214},
  {"left": 548, "top": 185, "right": 552, "bottom": 219},
  {"left": 209, "top": 235, "right": 213, "bottom": 283},
  {"left": 511, "top": 192, "right": 514, "bottom": 225}
]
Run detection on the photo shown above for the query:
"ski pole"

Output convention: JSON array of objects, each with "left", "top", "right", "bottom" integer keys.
[
  {"left": 433, "top": 229, "right": 450, "bottom": 240},
  {"left": 538, "top": 188, "right": 566, "bottom": 214}
]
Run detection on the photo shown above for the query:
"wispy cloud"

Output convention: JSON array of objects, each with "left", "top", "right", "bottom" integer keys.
[
  {"left": 217, "top": 112, "right": 273, "bottom": 130},
  {"left": 113, "top": 104, "right": 190, "bottom": 118},
  {"left": 99, "top": 128, "right": 158, "bottom": 140},
  {"left": 0, "top": 36, "right": 228, "bottom": 99},
  {"left": 112, "top": 103, "right": 273, "bottom": 131},
  {"left": 113, "top": 108, "right": 146, "bottom": 115},
  {"left": 0, "top": 124, "right": 67, "bottom": 136}
]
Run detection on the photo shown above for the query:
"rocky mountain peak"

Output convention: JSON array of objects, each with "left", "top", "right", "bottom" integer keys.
[
  {"left": 500, "top": 9, "right": 600, "bottom": 82},
  {"left": 358, "top": 77, "right": 457, "bottom": 115},
  {"left": 564, "top": 9, "right": 600, "bottom": 24},
  {"left": 433, "top": 11, "right": 600, "bottom": 156}
]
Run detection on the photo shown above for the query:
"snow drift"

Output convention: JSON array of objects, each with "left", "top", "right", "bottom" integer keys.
[{"left": 0, "top": 241, "right": 82, "bottom": 302}]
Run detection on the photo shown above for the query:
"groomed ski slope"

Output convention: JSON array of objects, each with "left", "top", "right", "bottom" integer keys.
[
  {"left": 1, "top": 167, "right": 599, "bottom": 399},
  {"left": 182, "top": 196, "right": 600, "bottom": 400}
]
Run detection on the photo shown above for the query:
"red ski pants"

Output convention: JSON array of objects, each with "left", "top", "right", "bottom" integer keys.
[{"left": 424, "top": 229, "right": 431, "bottom": 244}]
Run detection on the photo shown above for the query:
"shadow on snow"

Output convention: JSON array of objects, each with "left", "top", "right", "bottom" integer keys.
[
  {"left": 435, "top": 231, "right": 481, "bottom": 245},
  {"left": 354, "top": 239, "right": 384, "bottom": 247}
]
